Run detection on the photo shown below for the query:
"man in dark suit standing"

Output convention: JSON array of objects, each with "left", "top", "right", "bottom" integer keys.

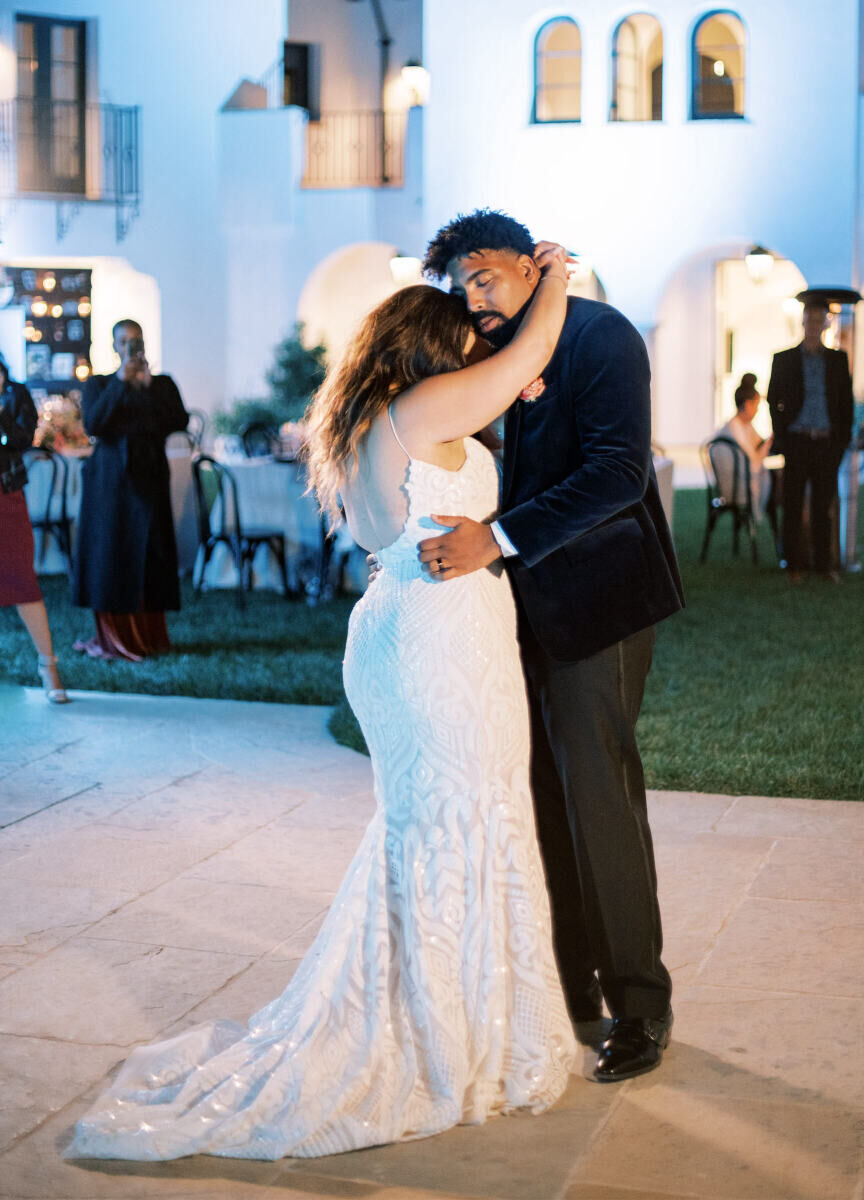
[
  {"left": 766, "top": 297, "right": 854, "bottom": 582},
  {"left": 418, "top": 210, "right": 684, "bottom": 1082}
]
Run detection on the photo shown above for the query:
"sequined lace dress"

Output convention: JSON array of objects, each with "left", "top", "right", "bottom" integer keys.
[{"left": 67, "top": 433, "right": 577, "bottom": 1162}]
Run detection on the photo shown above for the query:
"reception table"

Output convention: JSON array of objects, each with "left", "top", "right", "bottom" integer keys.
[
  {"left": 197, "top": 455, "right": 364, "bottom": 595},
  {"left": 24, "top": 443, "right": 198, "bottom": 576}
]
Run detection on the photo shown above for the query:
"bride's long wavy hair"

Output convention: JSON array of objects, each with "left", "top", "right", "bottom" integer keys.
[{"left": 305, "top": 285, "right": 473, "bottom": 520}]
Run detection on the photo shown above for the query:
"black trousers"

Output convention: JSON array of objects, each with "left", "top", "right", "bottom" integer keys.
[
  {"left": 782, "top": 433, "right": 841, "bottom": 573},
  {"left": 518, "top": 616, "right": 671, "bottom": 1022}
]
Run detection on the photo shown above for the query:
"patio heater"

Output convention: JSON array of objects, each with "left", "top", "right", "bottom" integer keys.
[{"left": 796, "top": 286, "right": 863, "bottom": 571}]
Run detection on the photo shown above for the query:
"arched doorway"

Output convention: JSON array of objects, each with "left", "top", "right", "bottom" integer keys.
[
  {"left": 297, "top": 242, "right": 406, "bottom": 362},
  {"left": 653, "top": 243, "right": 806, "bottom": 450}
]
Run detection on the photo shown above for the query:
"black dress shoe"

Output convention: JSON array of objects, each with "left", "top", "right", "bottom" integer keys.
[{"left": 593, "top": 1011, "right": 673, "bottom": 1082}]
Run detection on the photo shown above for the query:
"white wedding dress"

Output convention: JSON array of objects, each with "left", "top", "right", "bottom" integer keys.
[{"left": 68, "top": 427, "right": 577, "bottom": 1162}]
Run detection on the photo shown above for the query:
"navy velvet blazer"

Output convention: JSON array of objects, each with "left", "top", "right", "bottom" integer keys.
[{"left": 497, "top": 296, "right": 684, "bottom": 662}]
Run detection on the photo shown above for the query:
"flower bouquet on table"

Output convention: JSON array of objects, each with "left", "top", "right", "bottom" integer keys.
[{"left": 33, "top": 391, "right": 91, "bottom": 453}]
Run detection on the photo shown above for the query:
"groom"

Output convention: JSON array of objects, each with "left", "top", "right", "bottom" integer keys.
[{"left": 419, "top": 210, "right": 684, "bottom": 1081}]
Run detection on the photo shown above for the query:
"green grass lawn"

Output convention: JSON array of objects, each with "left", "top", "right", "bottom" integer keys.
[{"left": 2, "top": 487, "right": 862, "bottom": 800}]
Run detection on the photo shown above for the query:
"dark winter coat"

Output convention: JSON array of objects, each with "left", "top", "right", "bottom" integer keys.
[
  {"left": 0, "top": 380, "right": 38, "bottom": 487},
  {"left": 72, "top": 372, "right": 188, "bottom": 612}
]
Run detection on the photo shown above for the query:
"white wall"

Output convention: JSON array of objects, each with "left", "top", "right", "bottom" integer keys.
[
  {"left": 423, "top": 0, "right": 861, "bottom": 442},
  {"left": 219, "top": 104, "right": 424, "bottom": 398},
  {"left": 287, "top": 0, "right": 422, "bottom": 112},
  {"left": 0, "top": 0, "right": 286, "bottom": 412}
]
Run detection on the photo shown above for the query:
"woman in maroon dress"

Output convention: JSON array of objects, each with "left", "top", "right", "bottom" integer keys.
[{"left": 0, "top": 357, "right": 69, "bottom": 702}]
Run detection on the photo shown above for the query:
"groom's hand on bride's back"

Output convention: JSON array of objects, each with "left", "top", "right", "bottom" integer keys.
[{"left": 418, "top": 516, "right": 502, "bottom": 580}]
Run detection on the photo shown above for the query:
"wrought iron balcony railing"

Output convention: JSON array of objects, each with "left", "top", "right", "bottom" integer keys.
[
  {"left": 302, "top": 110, "right": 406, "bottom": 189},
  {"left": 0, "top": 98, "right": 141, "bottom": 240}
]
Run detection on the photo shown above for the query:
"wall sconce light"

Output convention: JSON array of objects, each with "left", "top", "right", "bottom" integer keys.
[
  {"left": 75, "top": 361, "right": 91, "bottom": 381},
  {"left": 31, "top": 297, "right": 47, "bottom": 317},
  {"left": 401, "top": 60, "right": 430, "bottom": 107},
  {"left": 390, "top": 252, "right": 423, "bottom": 286},
  {"left": 745, "top": 244, "right": 774, "bottom": 283},
  {"left": 42, "top": 274, "right": 56, "bottom": 292},
  {"left": 51, "top": 304, "right": 63, "bottom": 318},
  {"left": 78, "top": 298, "right": 92, "bottom": 317}
]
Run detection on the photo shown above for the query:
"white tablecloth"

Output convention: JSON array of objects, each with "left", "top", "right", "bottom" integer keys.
[
  {"left": 24, "top": 446, "right": 198, "bottom": 576},
  {"left": 198, "top": 457, "right": 361, "bottom": 593}
]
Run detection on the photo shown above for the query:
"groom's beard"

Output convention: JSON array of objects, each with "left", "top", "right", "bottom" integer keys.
[{"left": 471, "top": 293, "right": 534, "bottom": 349}]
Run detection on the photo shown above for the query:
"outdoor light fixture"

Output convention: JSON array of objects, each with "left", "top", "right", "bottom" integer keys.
[
  {"left": 401, "top": 60, "right": 430, "bottom": 106},
  {"left": 713, "top": 59, "right": 725, "bottom": 77},
  {"left": 745, "top": 245, "right": 774, "bottom": 283},
  {"left": 390, "top": 253, "right": 423, "bottom": 286}
]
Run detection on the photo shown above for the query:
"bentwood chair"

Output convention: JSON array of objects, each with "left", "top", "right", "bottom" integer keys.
[
  {"left": 699, "top": 436, "right": 765, "bottom": 564},
  {"left": 191, "top": 453, "right": 291, "bottom": 607},
  {"left": 23, "top": 448, "right": 73, "bottom": 578}
]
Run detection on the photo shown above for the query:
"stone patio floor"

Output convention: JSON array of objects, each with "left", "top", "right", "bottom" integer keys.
[{"left": 0, "top": 685, "right": 861, "bottom": 1200}]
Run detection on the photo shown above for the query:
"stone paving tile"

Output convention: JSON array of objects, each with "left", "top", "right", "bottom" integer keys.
[
  {"left": 696, "top": 897, "right": 864, "bottom": 997},
  {"left": 0, "top": 1034, "right": 123, "bottom": 1155},
  {"left": 713, "top": 794, "right": 864, "bottom": 843},
  {"left": 573, "top": 1084, "right": 863, "bottom": 1199},
  {"left": 640, "top": 984, "right": 864, "bottom": 1107},
  {"left": 655, "top": 834, "right": 774, "bottom": 939},
  {"left": 1, "top": 690, "right": 863, "bottom": 1200},
  {"left": 272, "top": 1077, "right": 617, "bottom": 1200},
  {"left": 0, "top": 936, "right": 253, "bottom": 1043},
  {"left": 645, "top": 789, "right": 738, "bottom": 839},
  {"left": 186, "top": 822, "right": 363, "bottom": 894},
  {"left": 85, "top": 877, "right": 331, "bottom": 957},
  {"left": 749, "top": 835, "right": 864, "bottom": 903},
  {"left": 165, "top": 955, "right": 301, "bottom": 1028},
  {"left": 0, "top": 877, "right": 136, "bottom": 955},
  {"left": 0, "top": 1101, "right": 285, "bottom": 1199},
  {"left": 0, "top": 825, "right": 217, "bottom": 893},
  {"left": 280, "top": 788, "right": 377, "bottom": 829},
  {"left": 99, "top": 769, "right": 306, "bottom": 844}
]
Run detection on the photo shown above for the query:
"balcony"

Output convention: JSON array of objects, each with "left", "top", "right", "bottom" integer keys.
[
  {"left": 0, "top": 98, "right": 141, "bottom": 241},
  {"left": 302, "top": 110, "right": 406, "bottom": 189}
]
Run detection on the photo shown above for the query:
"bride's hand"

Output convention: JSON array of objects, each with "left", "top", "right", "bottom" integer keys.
[{"left": 534, "top": 241, "right": 572, "bottom": 285}]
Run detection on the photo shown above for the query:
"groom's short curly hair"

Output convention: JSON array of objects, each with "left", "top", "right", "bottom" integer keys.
[{"left": 423, "top": 209, "right": 535, "bottom": 280}]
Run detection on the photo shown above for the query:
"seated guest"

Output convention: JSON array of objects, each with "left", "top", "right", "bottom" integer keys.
[
  {"left": 0, "top": 354, "right": 69, "bottom": 701},
  {"left": 714, "top": 374, "right": 773, "bottom": 519},
  {"left": 73, "top": 320, "right": 189, "bottom": 660}
]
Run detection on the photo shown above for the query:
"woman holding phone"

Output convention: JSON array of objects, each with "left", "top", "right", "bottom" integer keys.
[{"left": 72, "top": 319, "right": 189, "bottom": 660}]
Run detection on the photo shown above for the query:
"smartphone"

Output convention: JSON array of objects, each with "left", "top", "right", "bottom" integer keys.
[{"left": 127, "top": 337, "right": 145, "bottom": 358}]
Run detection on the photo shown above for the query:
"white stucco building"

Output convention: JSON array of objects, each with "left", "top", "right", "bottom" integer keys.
[{"left": 0, "top": 0, "right": 861, "bottom": 449}]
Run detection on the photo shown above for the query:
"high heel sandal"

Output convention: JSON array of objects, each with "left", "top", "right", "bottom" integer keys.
[{"left": 37, "top": 654, "right": 70, "bottom": 705}]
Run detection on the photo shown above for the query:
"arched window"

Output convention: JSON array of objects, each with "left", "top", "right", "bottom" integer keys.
[
  {"left": 692, "top": 11, "right": 746, "bottom": 118},
  {"left": 533, "top": 18, "right": 581, "bottom": 123},
  {"left": 611, "top": 14, "right": 663, "bottom": 121}
]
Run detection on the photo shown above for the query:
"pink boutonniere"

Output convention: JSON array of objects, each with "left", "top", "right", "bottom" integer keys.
[{"left": 520, "top": 376, "right": 546, "bottom": 402}]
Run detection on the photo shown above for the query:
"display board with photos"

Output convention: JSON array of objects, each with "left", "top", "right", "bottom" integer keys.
[{"left": 3, "top": 266, "right": 93, "bottom": 401}]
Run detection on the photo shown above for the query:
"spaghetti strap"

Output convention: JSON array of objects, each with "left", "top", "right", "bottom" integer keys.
[{"left": 387, "top": 403, "right": 412, "bottom": 460}]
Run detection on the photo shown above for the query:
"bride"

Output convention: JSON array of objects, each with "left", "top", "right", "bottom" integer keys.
[{"left": 67, "top": 244, "right": 577, "bottom": 1162}]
